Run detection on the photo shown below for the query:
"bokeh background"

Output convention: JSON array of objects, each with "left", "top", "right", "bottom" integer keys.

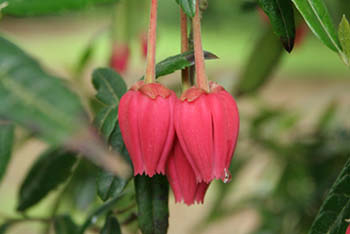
[{"left": 0, "top": 0, "right": 349, "bottom": 233}]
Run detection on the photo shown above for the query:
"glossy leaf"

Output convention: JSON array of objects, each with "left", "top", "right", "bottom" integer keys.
[
  {"left": 338, "top": 15, "right": 350, "bottom": 66},
  {"left": 309, "top": 157, "right": 350, "bottom": 234},
  {"left": 143, "top": 51, "right": 218, "bottom": 80},
  {"left": 175, "top": 0, "right": 196, "bottom": 17},
  {"left": 101, "top": 213, "right": 122, "bottom": 234},
  {"left": 92, "top": 68, "right": 126, "bottom": 141},
  {"left": 135, "top": 175, "right": 169, "bottom": 234},
  {"left": 258, "top": 0, "right": 296, "bottom": 52},
  {"left": 0, "top": 121, "right": 14, "bottom": 184},
  {"left": 291, "top": 0, "right": 342, "bottom": 54},
  {"left": 54, "top": 215, "right": 79, "bottom": 234},
  {"left": 92, "top": 68, "right": 126, "bottom": 107},
  {"left": 0, "top": 0, "right": 118, "bottom": 16},
  {"left": 17, "top": 148, "right": 77, "bottom": 211},
  {"left": 235, "top": 27, "right": 284, "bottom": 96},
  {"left": 92, "top": 68, "right": 129, "bottom": 201},
  {"left": 79, "top": 194, "right": 123, "bottom": 234},
  {"left": 0, "top": 36, "right": 87, "bottom": 145}
]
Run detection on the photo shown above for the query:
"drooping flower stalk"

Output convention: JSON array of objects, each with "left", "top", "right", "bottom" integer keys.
[
  {"left": 192, "top": 0, "right": 209, "bottom": 92},
  {"left": 180, "top": 9, "right": 191, "bottom": 91},
  {"left": 145, "top": 0, "right": 158, "bottom": 84},
  {"left": 118, "top": 0, "right": 176, "bottom": 177},
  {"left": 174, "top": 0, "right": 240, "bottom": 184}
]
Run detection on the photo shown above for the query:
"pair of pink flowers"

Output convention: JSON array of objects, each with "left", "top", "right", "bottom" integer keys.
[{"left": 118, "top": 81, "right": 239, "bottom": 205}]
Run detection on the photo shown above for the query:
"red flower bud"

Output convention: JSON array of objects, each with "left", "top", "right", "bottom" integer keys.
[
  {"left": 167, "top": 139, "right": 210, "bottom": 205},
  {"left": 175, "top": 82, "right": 239, "bottom": 183},
  {"left": 118, "top": 81, "right": 176, "bottom": 177},
  {"left": 109, "top": 43, "right": 130, "bottom": 74},
  {"left": 140, "top": 32, "right": 148, "bottom": 60},
  {"left": 346, "top": 224, "right": 350, "bottom": 234}
]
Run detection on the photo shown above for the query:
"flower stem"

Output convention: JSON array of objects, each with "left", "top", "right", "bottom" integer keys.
[
  {"left": 145, "top": 0, "right": 158, "bottom": 84},
  {"left": 193, "top": 0, "right": 209, "bottom": 92},
  {"left": 180, "top": 9, "right": 191, "bottom": 91}
]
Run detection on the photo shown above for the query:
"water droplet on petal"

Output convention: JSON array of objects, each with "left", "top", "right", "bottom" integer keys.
[{"left": 223, "top": 168, "right": 232, "bottom": 184}]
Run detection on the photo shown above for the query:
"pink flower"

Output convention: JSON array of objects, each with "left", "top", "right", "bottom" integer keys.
[
  {"left": 109, "top": 43, "right": 130, "bottom": 74},
  {"left": 167, "top": 139, "right": 210, "bottom": 205},
  {"left": 118, "top": 81, "right": 176, "bottom": 177},
  {"left": 175, "top": 81, "right": 239, "bottom": 183},
  {"left": 346, "top": 224, "right": 350, "bottom": 234}
]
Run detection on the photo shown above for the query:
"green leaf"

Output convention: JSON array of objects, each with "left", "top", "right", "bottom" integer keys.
[
  {"left": 79, "top": 194, "right": 123, "bottom": 234},
  {"left": 92, "top": 68, "right": 126, "bottom": 107},
  {"left": 101, "top": 213, "right": 122, "bottom": 234},
  {"left": 92, "top": 68, "right": 129, "bottom": 201},
  {"left": 109, "top": 123, "right": 131, "bottom": 165},
  {"left": 258, "top": 0, "right": 296, "bottom": 52},
  {"left": 291, "top": 0, "right": 342, "bottom": 54},
  {"left": 97, "top": 171, "right": 127, "bottom": 202},
  {"left": 17, "top": 148, "right": 77, "bottom": 211},
  {"left": 309, "top": 157, "right": 350, "bottom": 234},
  {"left": 235, "top": 27, "right": 284, "bottom": 96},
  {"left": 0, "top": 121, "right": 14, "bottom": 184},
  {"left": 0, "top": 222, "right": 13, "bottom": 234},
  {"left": 0, "top": 36, "right": 87, "bottom": 145},
  {"left": 338, "top": 15, "right": 350, "bottom": 66},
  {"left": 0, "top": 0, "right": 119, "bottom": 16},
  {"left": 92, "top": 68, "right": 126, "bottom": 140},
  {"left": 54, "top": 215, "right": 79, "bottom": 234},
  {"left": 175, "top": 0, "right": 196, "bottom": 18},
  {"left": 135, "top": 175, "right": 169, "bottom": 234},
  {"left": 152, "top": 50, "right": 218, "bottom": 80}
]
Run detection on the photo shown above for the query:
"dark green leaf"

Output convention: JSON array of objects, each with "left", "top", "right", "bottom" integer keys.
[
  {"left": 92, "top": 68, "right": 129, "bottom": 201},
  {"left": 54, "top": 215, "right": 78, "bottom": 234},
  {"left": 63, "top": 160, "right": 99, "bottom": 211},
  {"left": 309, "top": 157, "right": 350, "bottom": 234},
  {"left": 0, "top": 121, "right": 14, "bottom": 184},
  {"left": 101, "top": 213, "right": 122, "bottom": 234},
  {"left": 292, "top": 0, "right": 343, "bottom": 55},
  {"left": 94, "top": 105, "right": 119, "bottom": 142},
  {"left": 17, "top": 148, "right": 77, "bottom": 211},
  {"left": 79, "top": 194, "right": 123, "bottom": 234},
  {"left": 92, "top": 67, "right": 125, "bottom": 140},
  {"left": 92, "top": 68, "right": 126, "bottom": 106},
  {"left": 1, "top": 0, "right": 119, "bottom": 16},
  {"left": 97, "top": 171, "right": 126, "bottom": 202},
  {"left": 338, "top": 15, "right": 350, "bottom": 66},
  {"left": 151, "top": 50, "right": 218, "bottom": 80},
  {"left": 0, "top": 36, "right": 87, "bottom": 145},
  {"left": 258, "top": 0, "right": 296, "bottom": 52},
  {"left": 175, "top": 0, "right": 196, "bottom": 18},
  {"left": 135, "top": 175, "right": 169, "bottom": 234},
  {"left": 0, "top": 222, "right": 13, "bottom": 234},
  {"left": 109, "top": 123, "right": 131, "bottom": 166},
  {"left": 235, "top": 27, "right": 284, "bottom": 96}
]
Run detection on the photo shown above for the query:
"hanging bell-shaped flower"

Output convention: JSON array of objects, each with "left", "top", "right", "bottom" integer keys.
[
  {"left": 175, "top": 81, "right": 240, "bottom": 183},
  {"left": 167, "top": 139, "right": 210, "bottom": 205},
  {"left": 118, "top": 81, "right": 176, "bottom": 177}
]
